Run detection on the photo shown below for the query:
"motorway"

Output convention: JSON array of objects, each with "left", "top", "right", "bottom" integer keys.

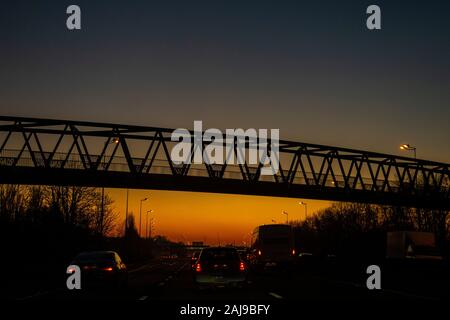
[{"left": 22, "top": 258, "right": 441, "bottom": 302}]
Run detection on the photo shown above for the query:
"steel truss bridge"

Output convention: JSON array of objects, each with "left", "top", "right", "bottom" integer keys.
[{"left": 0, "top": 116, "right": 449, "bottom": 209}]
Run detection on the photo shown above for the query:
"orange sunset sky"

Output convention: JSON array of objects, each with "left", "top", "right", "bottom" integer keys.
[{"left": 107, "top": 188, "right": 331, "bottom": 246}]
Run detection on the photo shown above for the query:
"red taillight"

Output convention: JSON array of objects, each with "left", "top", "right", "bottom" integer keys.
[
  {"left": 195, "top": 263, "right": 202, "bottom": 272},
  {"left": 239, "top": 262, "right": 245, "bottom": 272},
  {"left": 102, "top": 267, "right": 113, "bottom": 272}
]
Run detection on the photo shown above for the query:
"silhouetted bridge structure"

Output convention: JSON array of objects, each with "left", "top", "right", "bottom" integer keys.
[{"left": 0, "top": 116, "right": 449, "bottom": 209}]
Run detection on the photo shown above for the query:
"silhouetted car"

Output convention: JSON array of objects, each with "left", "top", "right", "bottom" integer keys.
[
  {"left": 237, "top": 249, "right": 249, "bottom": 263},
  {"left": 193, "top": 247, "right": 247, "bottom": 289},
  {"left": 191, "top": 251, "right": 201, "bottom": 269},
  {"left": 249, "top": 224, "right": 296, "bottom": 270},
  {"left": 70, "top": 251, "right": 128, "bottom": 289}
]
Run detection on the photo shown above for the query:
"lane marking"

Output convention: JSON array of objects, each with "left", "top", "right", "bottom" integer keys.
[
  {"left": 268, "top": 292, "right": 283, "bottom": 299},
  {"left": 135, "top": 260, "right": 186, "bottom": 301},
  {"left": 18, "top": 290, "right": 50, "bottom": 301},
  {"left": 177, "top": 265, "right": 187, "bottom": 273},
  {"left": 333, "top": 279, "right": 439, "bottom": 300},
  {"left": 129, "top": 263, "right": 159, "bottom": 274},
  {"left": 376, "top": 287, "right": 438, "bottom": 300}
]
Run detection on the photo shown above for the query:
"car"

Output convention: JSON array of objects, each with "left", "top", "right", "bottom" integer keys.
[
  {"left": 193, "top": 247, "right": 247, "bottom": 289},
  {"left": 70, "top": 251, "right": 128, "bottom": 289},
  {"left": 237, "top": 249, "right": 249, "bottom": 263},
  {"left": 191, "top": 251, "right": 201, "bottom": 269}
]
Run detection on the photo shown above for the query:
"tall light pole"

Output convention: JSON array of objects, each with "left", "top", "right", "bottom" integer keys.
[
  {"left": 146, "top": 210, "right": 153, "bottom": 239},
  {"left": 299, "top": 201, "right": 308, "bottom": 219},
  {"left": 400, "top": 144, "right": 420, "bottom": 189},
  {"left": 139, "top": 197, "right": 148, "bottom": 237},
  {"left": 400, "top": 144, "right": 417, "bottom": 158},
  {"left": 125, "top": 189, "right": 129, "bottom": 236},
  {"left": 149, "top": 218, "right": 154, "bottom": 239},
  {"left": 282, "top": 211, "right": 289, "bottom": 224},
  {"left": 100, "top": 137, "right": 119, "bottom": 234}
]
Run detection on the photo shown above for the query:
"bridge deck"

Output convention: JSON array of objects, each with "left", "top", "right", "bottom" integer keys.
[{"left": 0, "top": 116, "right": 449, "bottom": 209}]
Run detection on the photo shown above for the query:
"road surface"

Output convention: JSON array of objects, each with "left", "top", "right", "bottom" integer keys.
[{"left": 20, "top": 258, "right": 444, "bottom": 302}]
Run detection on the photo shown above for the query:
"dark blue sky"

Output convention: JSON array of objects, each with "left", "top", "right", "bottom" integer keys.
[{"left": 1, "top": 0, "right": 449, "bottom": 162}]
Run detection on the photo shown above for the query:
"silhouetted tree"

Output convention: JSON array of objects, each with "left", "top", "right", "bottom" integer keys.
[
  {"left": 293, "top": 202, "right": 450, "bottom": 258},
  {"left": 0, "top": 185, "right": 26, "bottom": 222},
  {"left": 0, "top": 184, "right": 117, "bottom": 236},
  {"left": 25, "top": 186, "right": 48, "bottom": 223}
]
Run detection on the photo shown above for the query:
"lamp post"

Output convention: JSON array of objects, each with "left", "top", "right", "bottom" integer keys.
[
  {"left": 282, "top": 211, "right": 289, "bottom": 224},
  {"left": 400, "top": 144, "right": 420, "bottom": 190},
  {"left": 146, "top": 210, "right": 153, "bottom": 239},
  {"left": 149, "top": 218, "right": 154, "bottom": 239},
  {"left": 139, "top": 197, "right": 148, "bottom": 237},
  {"left": 100, "top": 137, "right": 120, "bottom": 235},
  {"left": 400, "top": 144, "right": 417, "bottom": 159},
  {"left": 125, "top": 189, "right": 129, "bottom": 237},
  {"left": 299, "top": 201, "right": 308, "bottom": 219}
]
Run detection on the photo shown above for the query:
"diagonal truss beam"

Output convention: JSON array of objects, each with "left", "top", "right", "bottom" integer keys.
[{"left": 0, "top": 116, "right": 449, "bottom": 209}]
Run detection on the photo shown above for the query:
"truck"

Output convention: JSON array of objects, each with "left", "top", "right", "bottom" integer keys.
[
  {"left": 386, "top": 231, "right": 442, "bottom": 260},
  {"left": 249, "top": 224, "right": 296, "bottom": 269}
]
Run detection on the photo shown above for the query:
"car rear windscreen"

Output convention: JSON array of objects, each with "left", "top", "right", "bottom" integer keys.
[
  {"left": 262, "top": 237, "right": 290, "bottom": 245},
  {"left": 75, "top": 252, "right": 115, "bottom": 264},
  {"left": 200, "top": 249, "right": 239, "bottom": 261}
]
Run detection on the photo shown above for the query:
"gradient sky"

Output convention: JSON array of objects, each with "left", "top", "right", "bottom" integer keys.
[
  {"left": 111, "top": 189, "right": 328, "bottom": 245},
  {"left": 1, "top": 1, "right": 449, "bottom": 244}
]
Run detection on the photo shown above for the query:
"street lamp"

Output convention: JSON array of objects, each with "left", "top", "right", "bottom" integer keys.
[
  {"left": 400, "top": 144, "right": 416, "bottom": 158},
  {"left": 100, "top": 137, "right": 121, "bottom": 234},
  {"left": 125, "top": 189, "right": 129, "bottom": 237},
  {"left": 146, "top": 210, "right": 153, "bottom": 239},
  {"left": 139, "top": 197, "right": 148, "bottom": 237},
  {"left": 149, "top": 218, "right": 154, "bottom": 239},
  {"left": 299, "top": 201, "right": 308, "bottom": 219},
  {"left": 282, "top": 211, "right": 289, "bottom": 224}
]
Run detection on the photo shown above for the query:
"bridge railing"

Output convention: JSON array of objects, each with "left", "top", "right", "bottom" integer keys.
[
  {"left": 3, "top": 148, "right": 447, "bottom": 195},
  {"left": 0, "top": 116, "right": 449, "bottom": 208}
]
